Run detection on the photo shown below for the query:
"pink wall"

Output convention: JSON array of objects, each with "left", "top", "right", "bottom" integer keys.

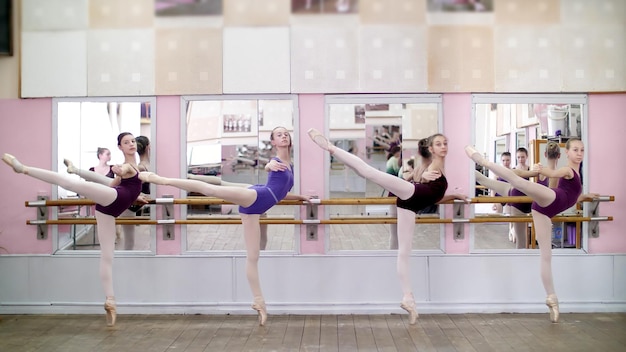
[
  {"left": 587, "top": 93, "right": 626, "bottom": 253},
  {"left": 0, "top": 94, "right": 624, "bottom": 255},
  {"left": 297, "top": 94, "right": 326, "bottom": 254},
  {"left": 154, "top": 96, "right": 182, "bottom": 255},
  {"left": 441, "top": 94, "right": 473, "bottom": 254},
  {"left": 0, "top": 99, "right": 53, "bottom": 254}
]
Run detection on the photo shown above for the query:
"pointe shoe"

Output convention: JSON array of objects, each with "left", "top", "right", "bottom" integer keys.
[
  {"left": 546, "top": 294, "right": 559, "bottom": 323},
  {"left": 104, "top": 296, "right": 117, "bottom": 327},
  {"left": 2, "top": 153, "right": 25, "bottom": 173},
  {"left": 63, "top": 158, "right": 78, "bottom": 174},
  {"left": 307, "top": 128, "right": 335, "bottom": 153},
  {"left": 464, "top": 145, "right": 485, "bottom": 165},
  {"left": 400, "top": 297, "right": 419, "bottom": 325},
  {"left": 251, "top": 298, "right": 267, "bottom": 326}
]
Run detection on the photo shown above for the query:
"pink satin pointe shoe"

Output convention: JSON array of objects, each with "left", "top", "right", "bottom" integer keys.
[
  {"left": 2, "top": 153, "right": 26, "bottom": 173},
  {"left": 63, "top": 158, "right": 78, "bottom": 174},
  {"left": 400, "top": 297, "right": 419, "bottom": 325},
  {"left": 251, "top": 298, "right": 267, "bottom": 326},
  {"left": 307, "top": 128, "right": 335, "bottom": 154},
  {"left": 104, "top": 296, "right": 117, "bottom": 327},
  {"left": 545, "top": 294, "right": 559, "bottom": 323},
  {"left": 464, "top": 145, "right": 485, "bottom": 165}
]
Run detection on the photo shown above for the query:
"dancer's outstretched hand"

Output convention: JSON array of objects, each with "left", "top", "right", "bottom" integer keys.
[
  {"left": 421, "top": 170, "right": 441, "bottom": 181},
  {"left": 266, "top": 159, "right": 288, "bottom": 172}
]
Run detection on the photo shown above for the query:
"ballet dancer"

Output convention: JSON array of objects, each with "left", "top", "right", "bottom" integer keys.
[
  {"left": 138, "top": 127, "right": 311, "bottom": 326},
  {"left": 465, "top": 138, "right": 586, "bottom": 323},
  {"left": 2, "top": 132, "right": 143, "bottom": 327},
  {"left": 64, "top": 136, "right": 151, "bottom": 250},
  {"left": 308, "top": 128, "right": 468, "bottom": 324}
]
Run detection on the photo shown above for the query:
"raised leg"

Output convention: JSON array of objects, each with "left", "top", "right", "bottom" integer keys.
[
  {"left": 474, "top": 170, "right": 512, "bottom": 197},
  {"left": 140, "top": 172, "right": 257, "bottom": 208},
  {"left": 308, "top": 129, "right": 414, "bottom": 200},
  {"left": 3, "top": 154, "right": 117, "bottom": 206},
  {"left": 465, "top": 146, "right": 555, "bottom": 207},
  {"left": 64, "top": 159, "right": 114, "bottom": 186}
]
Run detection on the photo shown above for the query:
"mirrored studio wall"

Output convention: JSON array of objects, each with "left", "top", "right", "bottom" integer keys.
[
  {"left": 53, "top": 97, "right": 156, "bottom": 253},
  {"left": 471, "top": 94, "right": 588, "bottom": 251},
  {"left": 325, "top": 95, "right": 444, "bottom": 251},
  {"left": 182, "top": 95, "right": 299, "bottom": 252}
]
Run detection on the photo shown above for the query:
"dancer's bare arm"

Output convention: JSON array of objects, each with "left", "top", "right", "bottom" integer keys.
[
  {"left": 283, "top": 193, "right": 313, "bottom": 202},
  {"left": 533, "top": 164, "right": 574, "bottom": 179}
]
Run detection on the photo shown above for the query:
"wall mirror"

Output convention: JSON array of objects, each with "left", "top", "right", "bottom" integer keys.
[
  {"left": 182, "top": 95, "right": 299, "bottom": 252},
  {"left": 325, "top": 95, "right": 443, "bottom": 251},
  {"left": 471, "top": 94, "right": 588, "bottom": 252},
  {"left": 53, "top": 97, "right": 156, "bottom": 254}
]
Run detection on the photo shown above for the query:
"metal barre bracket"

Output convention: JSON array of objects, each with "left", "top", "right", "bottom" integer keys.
[
  {"left": 162, "top": 195, "right": 174, "bottom": 240},
  {"left": 37, "top": 195, "right": 48, "bottom": 240},
  {"left": 589, "top": 199, "right": 601, "bottom": 238},
  {"left": 453, "top": 202, "right": 465, "bottom": 240},
  {"left": 306, "top": 203, "right": 318, "bottom": 241}
]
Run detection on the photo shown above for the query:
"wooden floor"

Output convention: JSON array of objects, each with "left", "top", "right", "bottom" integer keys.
[{"left": 1, "top": 313, "right": 625, "bottom": 351}]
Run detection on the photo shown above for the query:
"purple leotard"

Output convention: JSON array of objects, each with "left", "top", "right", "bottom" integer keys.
[
  {"left": 507, "top": 187, "right": 531, "bottom": 213},
  {"left": 396, "top": 174, "right": 447, "bottom": 213},
  {"left": 239, "top": 157, "right": 294, "bottom": 215},
  {"left": 89, "top": 166, "right": 115, "bottom": 178},
  {"left": 531, "top": 169, "right": 582, "bottom": 218},
  {"left": 95, "top": 170, "right": 142, "bottom": 217}
]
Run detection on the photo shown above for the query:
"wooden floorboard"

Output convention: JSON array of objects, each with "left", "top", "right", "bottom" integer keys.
[{"left": 1, "top": 313, "right": 625, "bottom": 352}]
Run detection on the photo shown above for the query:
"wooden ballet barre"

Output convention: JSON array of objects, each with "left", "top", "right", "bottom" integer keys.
[
  {"left": 26, "top": 215, "right": 612, "bottom": 227},
  {"left": 25, "top": 195, "right": 614, "bottom": 208}
]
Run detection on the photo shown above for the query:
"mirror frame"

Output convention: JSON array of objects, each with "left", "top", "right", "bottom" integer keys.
[
  {"left": 179, "top": 94, "right": 300, "bottom": 255},
  {"left": 51, "top": 96, "right": 158, "bottom": 255},
  {"left": 470, "top": 93, "right": 589, "bottom": 253}
]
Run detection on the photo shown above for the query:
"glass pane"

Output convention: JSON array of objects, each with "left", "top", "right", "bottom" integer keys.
[
  {"left": 472, "top": 99, "right": 585, "bottom": 250},
  {"left": 56, "top": 99, "right": 155, "bottom": 252},
  {"left": 327, "top": 97, "right": 442, "bottom": 251},
  {"left": 184, "top": 97, "right": 297, "bottom": 252}
]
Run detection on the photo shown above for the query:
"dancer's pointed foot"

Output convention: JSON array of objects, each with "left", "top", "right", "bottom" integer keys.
[
  {"left": 464, "top": 145, "right": 486, "bottom": 166},
  {"left": 2, "top": 153, "right": 26, "bottom": 173},
  {"left": 307, "top": 128, "right": 335, "bottom": 154},
  {"left": 546, "top": 294, "right": 559, "bottom": 323},
  {"left": 251, "top": 298, "right": 267, "bottom": 326},
  {"left": 104, "top": 296, "right": 117, "bottom": 327},
  {"left": 63, "top": 158, "right": 78, "bottom": 174},
  {"left": 400, "top": 296, "right": 419, "bottom": 325}
]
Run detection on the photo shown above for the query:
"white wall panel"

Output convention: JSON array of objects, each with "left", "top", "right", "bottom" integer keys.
[
  {"left": 21, "top": 31, "right": 87, "bottom": 98},
  {"left": 87, "top": 29, "right": 155, "bottom": 96},
  {"left": 222, "top": 27, "right": 291, "bottom": 94},
  {"left": 22, "top": 0, "right": 88, "bottom": 31}
]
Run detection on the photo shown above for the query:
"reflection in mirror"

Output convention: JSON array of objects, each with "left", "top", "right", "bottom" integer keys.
[
  {"left": 472, "top": 97, "right": 586, "bottom": 251},
  {"left": 184, "top": 97, "right": 298, "bottom": 251},
  {"left": 55, "top": 99, "right": 155, "bottom": 253},
  {"left": 326, "top": 97, "right": 442, "bottom": 251}
]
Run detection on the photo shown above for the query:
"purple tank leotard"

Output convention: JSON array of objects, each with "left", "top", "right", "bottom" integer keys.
[
  {"left": 396, "top": 174, "right": 448, "bottom": 213},
  {"left": 239, "top": 157, "right": 294, "bottom": 215},
  {"left": 95, "top": 169, "right": 142, "bottom": 217},
  {"left": 531, "top": 169, "right": 582, "bottom": 218}
]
